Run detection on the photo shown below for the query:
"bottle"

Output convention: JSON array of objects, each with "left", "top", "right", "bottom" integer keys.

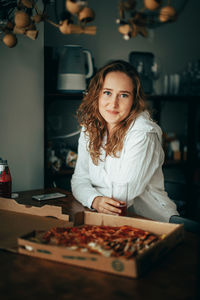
[
  {"left": 49, "top": 150, "right": 61, "bottom": 172},
  {"left": 0, "top": 159, "right": 12, "bottom": 198}
]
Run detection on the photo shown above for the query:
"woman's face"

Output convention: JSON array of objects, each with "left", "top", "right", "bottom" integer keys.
[{"left": 98, "top": 71, "right": 134, "bottom": 133}]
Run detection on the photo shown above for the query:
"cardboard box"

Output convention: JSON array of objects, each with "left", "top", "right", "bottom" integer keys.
[
  {"left": 18, "top": 211, "right": 184, "bottom": 278},
  {"left": 0, "top": 197, "right": 71, "bottom": 252}
]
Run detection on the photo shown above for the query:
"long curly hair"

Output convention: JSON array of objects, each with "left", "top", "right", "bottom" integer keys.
[{"left": 77, "top": 60, "right": 148, "bottom": 165}]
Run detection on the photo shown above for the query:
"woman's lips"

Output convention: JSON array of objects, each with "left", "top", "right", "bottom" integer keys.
[{"left": 107, "top": 110, "right": 119, "bottom": 115}]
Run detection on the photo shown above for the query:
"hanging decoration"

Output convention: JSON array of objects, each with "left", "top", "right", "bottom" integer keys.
[
  {"left": 57, "top": 0, "right": 96, "bottom": 36},
  {"left": 116, "top": 0, "right": 188, "bottom": 40},
  {"left": 0, "top": 0, "right": 96, "bottom": 48},
  {"left": 0, "top": 0, "right": 41, "bottom": 47},
  {"left": 0, "top": 0, "right": 188, "bottom": 47}
]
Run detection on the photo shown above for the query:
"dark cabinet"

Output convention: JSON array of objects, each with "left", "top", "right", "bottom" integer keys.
[
  {"left": 44, "top": 92, "right": 83, "bottom": 191},
  {"left": 149, "top": 95, "right": 200, "bottom": 220},
  {"left": 44, "top": 47, "right": 85, "bottom": 191}
]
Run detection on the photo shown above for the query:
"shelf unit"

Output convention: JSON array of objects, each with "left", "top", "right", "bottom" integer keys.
[
  {"left": 148, "top": 95, "right": 200, "bottom": 219},
  {"left": 44, "top": 92, "right": 200, "bottom": 219},
  {"left": 149, "top": 95, "right": 199, "bottom": 162},
  {"left": 44, "top": 92, "right": 83, "bottom": 191}
]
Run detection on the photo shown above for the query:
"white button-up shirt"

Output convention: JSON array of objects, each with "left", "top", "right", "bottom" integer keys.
[{"left": 71, "top": 111, "right": 179, "bottom": 222}]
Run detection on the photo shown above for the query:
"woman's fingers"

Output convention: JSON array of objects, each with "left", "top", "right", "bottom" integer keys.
[
  {"left": 101, "top": 207, "right": 118, "bottom": 215},
  {"left": 92, "top": 196, "right": 121, "bottom": 215},
  {"left": 107, "top": 198, "right": 121, "bottom": 208},
  {"left": 100, "top": 197, "right": 121, "bottom": 214},
  {"left": 104, "top": 201, "right": 121, "bottom": 214}
]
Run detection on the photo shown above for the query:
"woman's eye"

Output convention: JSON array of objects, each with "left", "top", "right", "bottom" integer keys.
[
  {"left": 120, "top": 93, "right": 128, "bottom": 98},
  {"left": 103, "top": 91, "right": 111, "bottom": 96}
]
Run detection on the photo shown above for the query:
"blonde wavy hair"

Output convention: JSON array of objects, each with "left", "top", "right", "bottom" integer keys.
[{"left": 77, "top": 60, "right": 148, "bottom": 165}]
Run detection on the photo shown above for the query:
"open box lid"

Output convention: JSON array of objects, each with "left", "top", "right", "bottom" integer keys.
[
  {"left": 0, "top": 197, "right": 71, "bottom": 252},
  {"left": 0, "top": 197, "right": 69, "bottom": 221}
]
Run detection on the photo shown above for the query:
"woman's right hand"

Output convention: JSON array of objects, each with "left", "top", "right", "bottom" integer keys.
[{"left": 91, "top": 196, "right": 122, "bottom": 215}]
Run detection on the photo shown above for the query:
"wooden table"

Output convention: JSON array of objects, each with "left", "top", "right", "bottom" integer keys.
[{"left": 0, "top": 188, "right": 199, "bottom": 300}]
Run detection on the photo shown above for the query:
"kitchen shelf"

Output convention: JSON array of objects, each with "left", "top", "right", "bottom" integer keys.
[
  {"left": 51, "top": 169, "right": 74, "bottom": 177},
  {"left": 45, "top": 92, "right": 84, "bottom": 102},
  {"left": 148, "top": 95, "right": 200, "bottom": 102},
  {"left": 163, "top": 160, "right": 186, "bottom": 167}
]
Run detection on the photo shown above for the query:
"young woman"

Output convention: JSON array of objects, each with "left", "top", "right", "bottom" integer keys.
[{"left": 71, "top": 60, "right": 179, "bottom": 222}]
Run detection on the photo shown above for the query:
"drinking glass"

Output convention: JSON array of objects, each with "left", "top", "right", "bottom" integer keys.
[{"left": 111, "top": 182, "right": 128, "bottom": 216}]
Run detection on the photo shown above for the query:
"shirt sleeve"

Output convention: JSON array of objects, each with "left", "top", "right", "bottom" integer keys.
[
  {"left": 116, "top": 130, "right": 164, "bottom": 201},
  {"left": 71, "top": 130, "right": 103, "bottom": 209}
]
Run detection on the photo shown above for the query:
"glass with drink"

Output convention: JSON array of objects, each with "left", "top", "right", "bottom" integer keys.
[{"left": 111, "top": 182, "right": 128, "bottom": 216}]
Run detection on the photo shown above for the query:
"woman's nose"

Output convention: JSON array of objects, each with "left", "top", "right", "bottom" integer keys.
[{"left": 110, "top": 94, "right": 119, "bottom": 108}]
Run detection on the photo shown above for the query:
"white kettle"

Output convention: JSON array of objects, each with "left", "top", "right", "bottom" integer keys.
[{"left": 57, "top": 45, "right": 94, "bottom": 92}]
